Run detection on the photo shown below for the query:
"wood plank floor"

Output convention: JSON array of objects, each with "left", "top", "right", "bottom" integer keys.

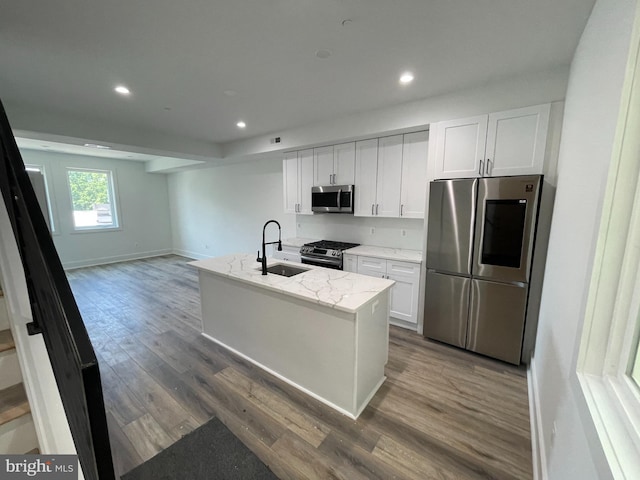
[{"left": 66, "top": 255, "right": 533, "bottom": 479}]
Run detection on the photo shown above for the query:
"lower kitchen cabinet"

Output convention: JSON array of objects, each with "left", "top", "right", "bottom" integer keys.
[{"left": 346, "top": 254, "right": 420, "bottom": 327}]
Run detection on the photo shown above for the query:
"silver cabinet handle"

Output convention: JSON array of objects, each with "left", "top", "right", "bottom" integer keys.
[
  {"left": 371, "top": 204, "right": 374, "bottom": 215},
  {"left": 479, "top": 159, "right": 484, "bottom": 176},
  {"left": 486, "top": 158, "right": 492, "bottom": 176},
  {"left": 376, "top": 204, "right": 379, "bottom": 215},
  {"left": 400, "top": 204, "right": 404, "bottom": 216}
]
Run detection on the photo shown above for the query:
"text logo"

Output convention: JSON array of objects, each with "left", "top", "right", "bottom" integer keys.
[{"left": 0, "top": 455, "right": 77, "bottom": 480}]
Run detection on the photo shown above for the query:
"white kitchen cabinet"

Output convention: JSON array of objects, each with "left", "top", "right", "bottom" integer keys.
[
  {"left": 354, "top": 138, "right": 379, "bottom": 217},
  {"left": 283, "top": 149, "right": 314, "bottom": 214},
  {"left": 343, "top": 253, "right": 357, "bottom": 273},
  {"left": 354, "top": 135, "right": 403, "bottom": 218},
  {"left": 314, "top": 142, "right": 355, "bottom": 186},
  {"left": 356, "top": 256, "right": 420, "bottom": 325},
  {"left": 433, "top": 104, "right": 550, "bottom": 179},
  {"left": 273, "top": 244, "right": 302, "bottom": 263},
  {"left": 376, "top": 135, "right": 403, "bottom": 217},
  {"left": 400, "top": 131, "right": 429, "bottom": 218}
]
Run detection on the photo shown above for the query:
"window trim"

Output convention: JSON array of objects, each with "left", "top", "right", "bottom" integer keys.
[
  {"left": 65, "top": 167, "right": 120, "bottom": 232},
  {"left": 577, "top": 4, "right": 640, "bottom": 478}
]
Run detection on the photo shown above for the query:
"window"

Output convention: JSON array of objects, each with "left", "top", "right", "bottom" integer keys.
[
  {"left": 577, "top": 14, "right": 640, "bottom": 478},
  {"left": 67, "top": 169, "right": 118, "bottom": 230},
  {"left": 25, "top": 164, "right": 55, "bottom": 232}
]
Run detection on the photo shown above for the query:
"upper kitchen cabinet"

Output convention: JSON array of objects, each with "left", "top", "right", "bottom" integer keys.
[
  {"left": 400, "top": 131, "right": 429, "bottom": 218},
  {"left": 355, "top": 133, "right": 428, "bottom": 218},
  {"left": 355, "top": 136, "right": 403, "bottom": 217},
  {"left": 313, "top": 142, "right": 355, "bottom": 186},
  {"left": 354, "top": 138, "right": 379, "bottom": 217},
  {"left": 283, "top": 149, "right": 314, "bottom": 214},
  {"left": 433, "top": 104, "right": 551, "bottom": 179}
]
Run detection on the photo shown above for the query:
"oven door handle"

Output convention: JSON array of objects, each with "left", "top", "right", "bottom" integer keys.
[{"left": 301, "top": 255, "right": 341, "bottom": 266}]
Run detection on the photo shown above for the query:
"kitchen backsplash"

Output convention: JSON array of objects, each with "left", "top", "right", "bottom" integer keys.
[{"left": 295, "top": 214, "right": 424, "bottom": 250}]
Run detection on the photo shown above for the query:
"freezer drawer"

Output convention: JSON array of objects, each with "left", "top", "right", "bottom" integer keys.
[
  {"left": 426, "top": 178, "right": 476, "bottom": 275},
  {"left": 467, "top": 279, "right": 528, "bottom": 364},
  {"left": 423, "top": 271, "right": 470, "bottom": 348}
]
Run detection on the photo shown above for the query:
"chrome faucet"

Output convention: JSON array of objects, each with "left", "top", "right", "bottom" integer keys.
[{"left": 256, "top": 219, "right": 282, "bottom": 275}]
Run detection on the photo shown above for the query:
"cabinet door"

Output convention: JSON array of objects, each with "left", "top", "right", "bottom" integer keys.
[
  {"left": 343, "top": 254, "right": 357, "bottom": 273},
  {"left": 283, "top": 152, "right": 299, "bottom": 214},
  {"left": 354, "top": 139, "right": 379, "bottom": 217},
  {"left": 298, "top": 149, "right": 314, "bottom": 214},
  {"left": 433, "top": 115, "right": 488, "bottom": 179},
  {"left": 387, "top": 260, "right": 420, "bottom": 324},
  {"left": 333, "top": 142, "right": 356, "bottom": 185},
  {"left": 313, "top": 146, "right": 335, "bottom": 186},
  {"left": 400, "top": 131, "right": 429, "bottom": 218},
  {"left": 485, "top": 104, "right": 550, "bottom": 177},
  {"left": 376, "top": 135, "right": 403, "bottom": 217}
]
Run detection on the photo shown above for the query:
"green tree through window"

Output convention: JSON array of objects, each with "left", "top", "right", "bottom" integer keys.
[
  {"left": 67, "top": 169, "right": 117, "bottom": 229},
  {"left": 68, "top": 170, "right": 109, "bottom": 210}
]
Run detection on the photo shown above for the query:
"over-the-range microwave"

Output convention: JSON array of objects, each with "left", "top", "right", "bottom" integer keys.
[{"left": 311, "top": 185, "right": 354, "bottom": 213}]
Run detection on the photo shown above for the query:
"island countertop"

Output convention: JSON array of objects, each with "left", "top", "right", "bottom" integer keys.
[{"left": 189, "top": 253, "right": 394, "bottom": 314}]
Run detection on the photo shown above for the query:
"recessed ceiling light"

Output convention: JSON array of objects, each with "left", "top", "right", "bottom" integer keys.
[
  {"left": 84, "top": 143, "right": 111, "bottom": 150},
  {"left": 237, "top": 121, "right": 246, "bottom": 129},
  {"left": 399, "top": 72, "right": 414, "bottom": 85},
  {"left": 114, "top": 85, "right": 131, "bottom": 95},
  {"left": 315, "top": 49, "right": 332, "bottom": 59}
]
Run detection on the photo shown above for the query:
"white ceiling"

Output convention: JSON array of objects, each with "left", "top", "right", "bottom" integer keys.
[{"left": 1, "top": 0, "right": 595, "bottom": 149}]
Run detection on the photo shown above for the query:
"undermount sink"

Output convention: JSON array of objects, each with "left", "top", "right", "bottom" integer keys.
[{"left": 265, "top": 263, "right": 309, "bottom": 277}]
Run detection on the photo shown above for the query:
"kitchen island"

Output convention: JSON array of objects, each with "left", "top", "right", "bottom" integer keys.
[{"left": 189, "top": 253, "right": 394, "bottom": 419}]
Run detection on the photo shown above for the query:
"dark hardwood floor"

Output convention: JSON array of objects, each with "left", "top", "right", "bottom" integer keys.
[{"left": 66, "top": 255, "right": 533, "bottom": 479}]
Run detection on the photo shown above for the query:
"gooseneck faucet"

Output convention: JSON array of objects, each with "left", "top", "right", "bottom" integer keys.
[{"left": 256, "top": 219, "right": 282, "bottom": 275}]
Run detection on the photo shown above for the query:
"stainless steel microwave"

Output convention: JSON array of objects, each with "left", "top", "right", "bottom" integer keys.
[{"left": 311, "top": 185, "right": 354, "bottom": 213}]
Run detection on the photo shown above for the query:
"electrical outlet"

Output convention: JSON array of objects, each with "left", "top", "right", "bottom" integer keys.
[
  {"left": 401, "top": 229, "right": 407, "bottom": 237},
  {"left": 297, "top": 223, "right": 301, "bottom": 228},
  {"left": 370, "top": 227, "right": 375, "bottom": 235}
]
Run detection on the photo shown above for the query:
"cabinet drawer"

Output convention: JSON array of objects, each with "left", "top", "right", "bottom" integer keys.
[
  {"left": 387, "top": 260, "right": 420, "bottom": 279},
  {"left": 357, "top": 256, "right": 386, "bottom": 274}
]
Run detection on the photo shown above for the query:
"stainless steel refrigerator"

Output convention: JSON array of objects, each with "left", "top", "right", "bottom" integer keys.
[{"left": 423, "top": 175, "right": 542, "bottom": 364}]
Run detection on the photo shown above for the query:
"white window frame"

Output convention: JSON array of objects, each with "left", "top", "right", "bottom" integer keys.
[
  {"left": 66, "top": 167, "right": 120, "bottom": 232},
  {"left": 577, "top": 5, "right": 640, "bottom": 478},
  {"left": 24, "top": 163, "right": 57, "bottom": 234}
]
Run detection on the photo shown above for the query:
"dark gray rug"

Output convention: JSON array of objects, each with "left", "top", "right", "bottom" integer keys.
[{"left": 121, "top": 418, "right": 277, "bottom": 480}]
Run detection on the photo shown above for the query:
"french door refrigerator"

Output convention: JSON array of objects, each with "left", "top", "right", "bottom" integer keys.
[{"left": 423, "top": 175, "right": 542, "bottom": 364}]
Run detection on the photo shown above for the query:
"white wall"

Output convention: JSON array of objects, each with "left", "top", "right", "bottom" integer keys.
[
  {"left": 531, "top": 0, "right": 637, "bottom": 478},
  {"left": 19, "top": 149, "right": 173, "bottom": 269},
  {"left": 168, "top": 156, "right": 296, "bottom": 259}
]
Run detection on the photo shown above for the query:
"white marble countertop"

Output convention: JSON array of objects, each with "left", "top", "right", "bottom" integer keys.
[
  {"left": 189, "top": 254, "right": 394, "bottom": 314},
  {"left": 343, "top": 245, "right": 423, "bottom": 263}
]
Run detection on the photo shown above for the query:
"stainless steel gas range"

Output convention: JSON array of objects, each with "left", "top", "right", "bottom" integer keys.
[{"left": 300, "top": 240, "right": 360, "bottom": 270}]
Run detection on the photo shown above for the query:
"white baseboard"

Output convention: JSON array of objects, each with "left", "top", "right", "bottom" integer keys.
[
  {"left": 62, "top": 249, "right": 173, "bottom": 270},
  {"left": 172, "top": 248, "right": 208, "bottom": 260},
  {"left": 528, "top": 358, "right": 547, "bottom": 480}
]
